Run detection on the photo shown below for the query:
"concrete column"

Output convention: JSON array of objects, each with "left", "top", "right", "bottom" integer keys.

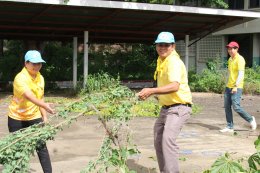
[
  {"left": 73, "top": 37, "right": 77, "bottom": 89},
  {"left": 222, "top": 36, "right": 228, "bottom": 66},
  {"left": 252, "top": 33, "right": 260, "bottom": 66},
  {"left": 185, "top": 35, "right": 189, "bottom": 71},
  {"left": 244, "top": 0, "right": 249, "bottom": 9},
  {"left": 243, "top": 0, "right": 249, "bottom": 28},
  {"left": 195, "top": 40, "right": 199, "bottom": 73},
  {"left": 83, "top": 31, "right": 89, "bottom": 88}
]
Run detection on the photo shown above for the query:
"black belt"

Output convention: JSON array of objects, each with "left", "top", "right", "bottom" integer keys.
[{"left": 162, "top": 103, "right": 192, "bottom": 109}]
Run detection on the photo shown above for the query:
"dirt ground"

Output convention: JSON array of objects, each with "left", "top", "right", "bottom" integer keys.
[{"left": 0, "top": 92, "right": 259, "bottom": 173}]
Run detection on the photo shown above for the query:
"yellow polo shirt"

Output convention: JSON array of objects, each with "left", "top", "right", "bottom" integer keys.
[
  {"left": 155, "top": 50, "right": 192, "bottom": 106},
  {"left": 9, "top": 67, "right": 44, "bottom": 120},
  {"left": 227, "top": 53, "right": 245, "bottom": 88}
]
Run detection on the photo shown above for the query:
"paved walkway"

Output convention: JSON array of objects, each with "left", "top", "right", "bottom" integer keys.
[{"left": 0, "top": 92, "right": 259, "bottom": 173}]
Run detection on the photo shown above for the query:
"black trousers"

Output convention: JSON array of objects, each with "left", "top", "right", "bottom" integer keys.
[{"left": 8, "top": 117, "right": 52, "bottom": 173}]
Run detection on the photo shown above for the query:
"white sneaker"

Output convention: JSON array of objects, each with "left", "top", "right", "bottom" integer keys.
[
  {"left": 250, "top": 116, "right": 257, "bottom": 130},
  {"left": 219, "top": 127, "right": 234, "bottom": 133}
]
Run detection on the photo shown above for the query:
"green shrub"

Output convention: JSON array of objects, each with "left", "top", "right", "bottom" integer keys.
[
  {"left": 244, "top": 66, "right": 260, "bottom": 95},
  {"left": 189, "top": 59, "right": 260, "bottom": 94},
  {"left": 189, "top": 69, "right": 226, "bottom": 93}
]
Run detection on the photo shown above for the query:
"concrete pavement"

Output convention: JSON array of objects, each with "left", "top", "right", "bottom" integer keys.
[{"left": 0, "top": 92, "right": 259, "bottom": 173}]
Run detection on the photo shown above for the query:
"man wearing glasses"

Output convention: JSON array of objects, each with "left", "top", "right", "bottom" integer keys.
[
  {"left": 220, "top": 41, "right": 257, "bottom": 133},
  {"left": 138, "top": 31, "right": 192, "bottom": 173}
]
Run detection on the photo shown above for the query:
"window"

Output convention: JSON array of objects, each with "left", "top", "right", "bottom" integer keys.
[
  {"left": 228, "top": 0, "right": 244, "bottom": 9},
  {"left": 250, "top": 0, "right": 260, "bottom": 8}
]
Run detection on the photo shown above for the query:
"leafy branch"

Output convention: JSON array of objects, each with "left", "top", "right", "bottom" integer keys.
[
  {"left": 0, "top": 73, "right": 140, "bottom": 173},
  {"left": 203, "top": 135, "right": 260, "bottom": 173}
]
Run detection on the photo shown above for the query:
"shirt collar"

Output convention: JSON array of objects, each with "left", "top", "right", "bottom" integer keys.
[{"left": 21, "top": 67, "right": 41, "bottom": 82}]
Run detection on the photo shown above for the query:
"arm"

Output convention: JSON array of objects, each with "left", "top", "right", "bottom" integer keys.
[
  {"left": 138, "top": 81, "right": 179, "bottom": 100},
  {"left": 235, "top": 70, "right": 244, "bottom": 87},
  {"left": 231, "top": 70, "right": 244, "bottom": 94},
  {"left": 23, "top": 90, "right": 54, "bottom": 114},
  {"left": 40, "top": 106, "right": 48, "bottom": 123}
]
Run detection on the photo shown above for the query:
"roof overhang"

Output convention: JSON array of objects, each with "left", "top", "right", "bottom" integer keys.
[
  {"left": 1, "top": 0, "right": 260, "bottom": 43},
  {"left": 213, "top": 18, "right": 260, "bottom": 35}
]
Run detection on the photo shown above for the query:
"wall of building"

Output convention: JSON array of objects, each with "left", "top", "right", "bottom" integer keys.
[
  {"left": 176, "top": 35, "right": 224, "bottom": 73},
  {"left": 253, "top": 33, "right": 260, "bottom": 65},
  {"left": 213, "top": 19, "right": 260, "bottom": 35}
]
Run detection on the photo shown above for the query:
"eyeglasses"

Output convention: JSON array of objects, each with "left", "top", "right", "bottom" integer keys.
[{"left": 156, "top": 43, "right": 172, "bottom": 48}]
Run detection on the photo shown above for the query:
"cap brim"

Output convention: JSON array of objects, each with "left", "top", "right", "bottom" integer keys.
[
  {"left": 155, "top": 40, "right": 175, "bottom": 44},
  {"left": 226, "top": 45, "right": 238, "bottom": 48},
  {"left": 28, "top": 59, "right": 46, "bottom": 63}
]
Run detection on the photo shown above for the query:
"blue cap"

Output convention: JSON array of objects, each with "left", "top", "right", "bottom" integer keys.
[
  {"left": 155, "top": 32, "right": 175, "bottom": 43},
  {"left": 24, "top": 50, "right": 46, "bottom": 63}
]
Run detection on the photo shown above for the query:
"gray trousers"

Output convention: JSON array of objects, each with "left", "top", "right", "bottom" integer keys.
[{"left": 154, "top": 105, "right": 191, "bottom": 173}]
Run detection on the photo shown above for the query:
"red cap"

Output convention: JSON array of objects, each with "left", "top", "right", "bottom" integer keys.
[{"left": 226, "top": 41, "right": 239, "bottom": 48}]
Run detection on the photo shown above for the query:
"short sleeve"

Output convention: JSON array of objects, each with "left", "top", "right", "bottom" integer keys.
[
  {"left": 13, "top": 74, "right": 30, "bottom": 97},
  {"left": 40, "top": 75, "right": 45, "bottom": 97},
  {"left": 167, "top": 58, "right": 182, "bottom": 83}
]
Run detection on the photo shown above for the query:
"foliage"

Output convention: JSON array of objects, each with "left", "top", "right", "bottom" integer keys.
[
  {"left": 126, "top": 0, "right": 228, "bottom": 8},
  {"left": 41, "top": 42, "right": 73, "bottom": 81},
  {"left": 190, "top": 68, "right": 226, "bottom": 93},
  {"left": 0, "top": 123, "right": 59, "bottom": 173},
  {"left": 132, "top": 96, "right": 201, "bottom": 117},
  {"left": 81, "top": 72, "right": 121, "bottom": 93},
  {"left": 0, "top": 40, "right": 25, "bottom": 81},
  {"left": 132, "top": 97, "right": 160, "bottom": 117},
  {"left": 63, "top": 0, "right": 70, "bottom": 4},
  {"left": 204, "top": 136, "right": 260, "bottom": 173},
  {"left": 189, "top": 58, "right": 260, "bottom": 94},
  {"left": 189, "top": 60, "right": 227, "bottom": 94},
  {"left": 79, "top": 73, "right": 140, "bottom": 173},
  {"left": 0, "top": 73, "right": 140, "bottom": 173},
  {"left": 243, "top": 66, "right": 260, "bottom": 95},
  {"left": 178, "top": 0, "right": 228, "bottom": 8},
  {"left": 190, "top": 57, "right": 226, "bottom": 94},
  {"left": 0, "top": 41, "right": 156, "bottom": 83},
  {"left": 85, "top": 44, "right": 157, "bottom": 80},
  {"left": 248, "top": 136, "right": 260, "bottom": 171}
]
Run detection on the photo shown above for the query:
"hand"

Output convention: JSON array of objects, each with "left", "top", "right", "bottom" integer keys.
[
  {"left": 231, "top": 87, "right": 237, "bottom": 94},
  {"left": 44, "top": 103, "right": 55, "bottom": 114},
  {"left": 137, "top": 88, "right": 154, "bottom": 100}
]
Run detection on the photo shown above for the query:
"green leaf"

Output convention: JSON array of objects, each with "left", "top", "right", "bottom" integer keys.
[
  {"left": 210, "top": 154, "right": 245, "bottom": 173},
  {"left": 248, "top": 152, "right": 260, "bottom": 170}
]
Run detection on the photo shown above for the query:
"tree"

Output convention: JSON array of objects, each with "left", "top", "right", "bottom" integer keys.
[{"left": 126, "top": 0, "right": 228, "bottom": 8}]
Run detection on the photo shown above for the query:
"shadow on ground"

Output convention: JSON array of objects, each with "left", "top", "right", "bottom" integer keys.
[{"left": 127, "top": 159, "right": 157, "bottom": 173}]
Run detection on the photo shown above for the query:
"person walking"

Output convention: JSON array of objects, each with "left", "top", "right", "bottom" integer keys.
[
  {"left": 8, "top": 50, "right": 55, "bottom": 173},
  {"left": 220, "top": 41, "right": 257, "bottom": 133},
  {"left": 138, "top": 31, "right": 192, "bottom": 173}
]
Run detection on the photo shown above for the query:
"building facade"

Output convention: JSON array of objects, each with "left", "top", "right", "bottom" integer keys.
[{"left": 176, "top": 0, "right": 260, "bottom": 72}]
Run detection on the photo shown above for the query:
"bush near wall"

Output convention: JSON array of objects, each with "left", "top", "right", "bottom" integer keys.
[{"left": 188, "top": 64, "right": 260, "bottom": 95}]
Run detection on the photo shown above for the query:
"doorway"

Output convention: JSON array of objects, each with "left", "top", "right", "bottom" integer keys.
[{"left": 228, "top": 34, "right": 253, "bottom": 67}]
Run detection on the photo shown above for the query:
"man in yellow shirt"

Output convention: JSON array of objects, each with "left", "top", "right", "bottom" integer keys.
[
  {"left": 220, "top": 41, "right": 257, "bottom": 133},
  {"left": 8, "top": 50, "right": 54, "bottom": 173},
  {"left": 138, "top": 31, "right": 192, "bottom": 173}
]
